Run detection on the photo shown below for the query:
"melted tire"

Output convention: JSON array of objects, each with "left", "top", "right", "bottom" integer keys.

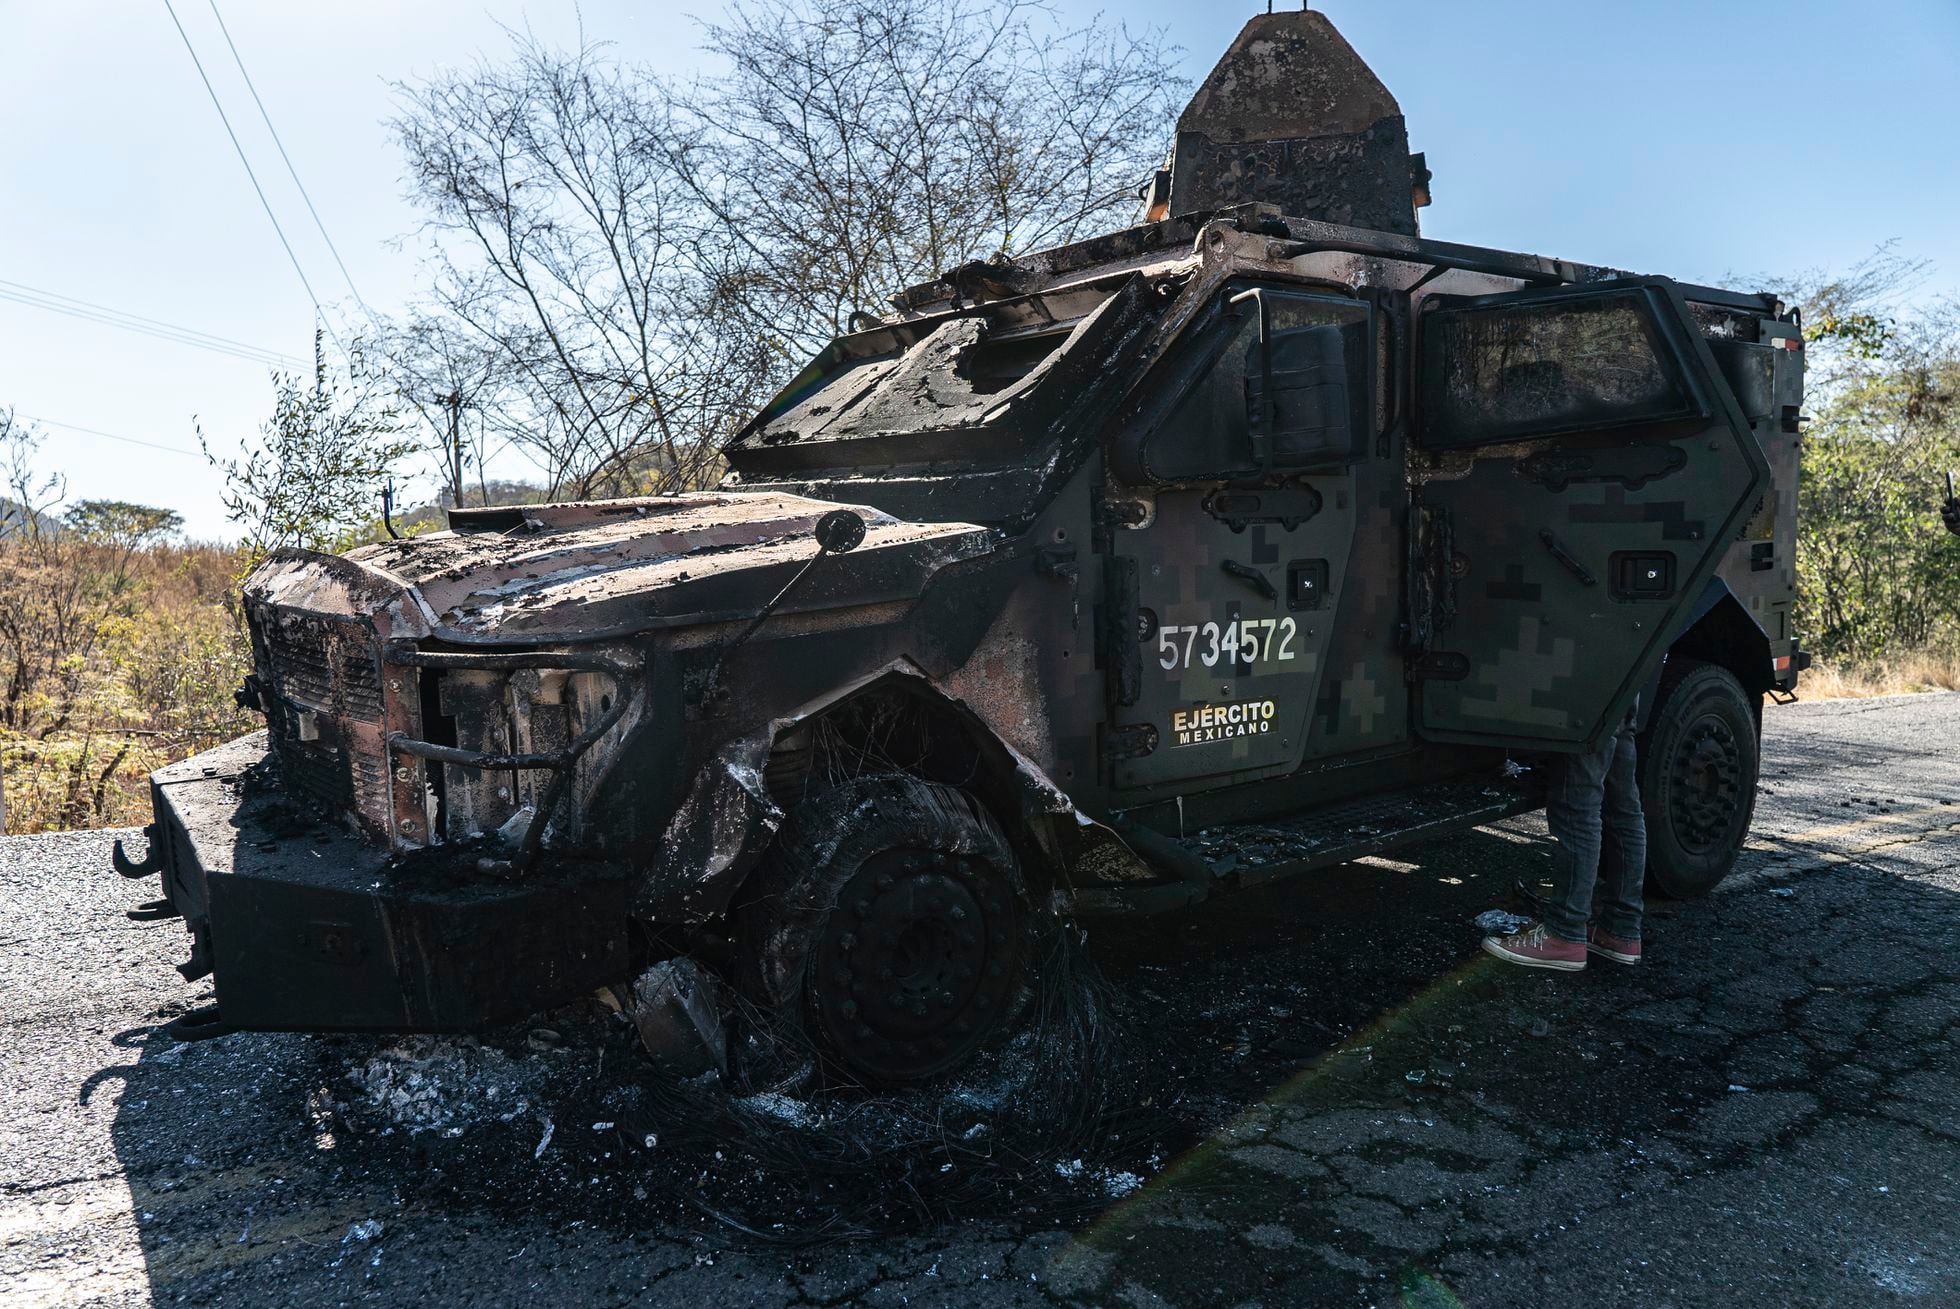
[
  {"left": 738, "top": 775, "right": 1028, "bottom": 1086},
  {"left": 1638, "top": 659, "right": 1760, "bottom": 899}
]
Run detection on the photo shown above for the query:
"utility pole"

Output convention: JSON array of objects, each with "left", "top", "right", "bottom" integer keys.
[{"left": 441, "top": 390, "right": 464, "bottom": 508}]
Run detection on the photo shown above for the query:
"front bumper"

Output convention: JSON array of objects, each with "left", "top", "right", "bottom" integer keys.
[{"left": 132, "top": 731, "right": 629, "bottom": 1032}]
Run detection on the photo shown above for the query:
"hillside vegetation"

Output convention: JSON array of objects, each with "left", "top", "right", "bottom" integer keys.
[{"left": 0, "top": 534, "right": 256, "bottom": 832}]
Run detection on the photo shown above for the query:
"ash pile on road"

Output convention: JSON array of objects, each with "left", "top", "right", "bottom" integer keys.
[
  {"left": 343, "top": 1036, "right": 544, "bottom": 1136},
  {"left": 314, "top": 926, "right": 1172, "bottom": 1241}
]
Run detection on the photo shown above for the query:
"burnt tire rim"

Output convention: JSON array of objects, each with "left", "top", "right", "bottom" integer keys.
[
  {"left": 810, "top": 850, "right": 1021, "bottom": 1083},
  {"left": 1667, "top": 712, "right": 1746, "bottom": 855}
]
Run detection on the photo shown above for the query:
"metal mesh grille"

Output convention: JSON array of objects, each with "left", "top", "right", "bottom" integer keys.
[
  {"left": 259, "top": 612, "right": 388, "bottom": 820},
  {"left": 263, "top": 616, "right": 384, "bottom": 718}
]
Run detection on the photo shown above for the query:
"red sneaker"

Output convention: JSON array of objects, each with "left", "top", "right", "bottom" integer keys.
[
  {"left": 1481, "top": 924, "right": 1586, "bottom": 971},
  {"left": 1586, "top": 925, "right": 1641, "bottom": 965}
]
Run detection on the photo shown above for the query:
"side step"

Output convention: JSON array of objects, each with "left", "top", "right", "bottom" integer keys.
[{"left": 1067, "top": 780, "right": 1540, "bottom": 915}]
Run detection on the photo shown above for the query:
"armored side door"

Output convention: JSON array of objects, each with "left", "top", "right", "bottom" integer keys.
[
  {"left": 1410, "top": 278, "right": 1768, "bottom": 749},
  {"left": 1101, "top": 283, "right": 1379, "bottom": 794}
]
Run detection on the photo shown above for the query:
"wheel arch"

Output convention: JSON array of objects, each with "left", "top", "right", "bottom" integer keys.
[
  {"left": 634, "top": 665, "right": 1083, "bottom": 924},
  {"left": 1662, "top": 579, "right": 1774, "bottom": 701}
]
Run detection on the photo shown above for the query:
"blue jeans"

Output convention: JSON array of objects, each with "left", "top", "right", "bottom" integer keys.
[{"left": 1542, "top": 719, "right": 1646, "bottom": 943}]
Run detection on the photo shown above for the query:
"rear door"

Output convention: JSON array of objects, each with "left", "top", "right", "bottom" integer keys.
[{"left": 1410, "top": 277, "right": 1767, "bottom": 749}]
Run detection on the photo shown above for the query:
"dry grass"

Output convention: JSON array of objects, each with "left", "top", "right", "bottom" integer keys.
[
  {"left": 0, "top": 541, "right": 256, "bottom": 835},
  {"left": 1796, "top": 649, "right": 1960, "bottom": 701}
]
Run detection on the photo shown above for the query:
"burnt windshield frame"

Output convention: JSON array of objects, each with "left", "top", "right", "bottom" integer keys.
[{"left": 1415, "top": 280, "right": 1711, "bottom": 451}]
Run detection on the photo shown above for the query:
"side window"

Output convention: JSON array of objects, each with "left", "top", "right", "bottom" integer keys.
[
  {"left": 1122, "top": 289, "right": 1372, "bottom": 483},
  {"left": 1419, "top": 287, "right": 1702, "bottom": 450}
]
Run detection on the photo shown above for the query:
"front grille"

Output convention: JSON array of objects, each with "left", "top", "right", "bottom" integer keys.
[
  {"left": 257, "top": 611, "right": 391, "bottom": 826},
  {"left": 265, "top": 615, "right": 385, "bottom": 718}
]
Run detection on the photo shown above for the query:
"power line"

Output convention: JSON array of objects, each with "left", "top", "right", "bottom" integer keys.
[
  {"left": 160, "top": 0, "right": 344, "bottom": 352},
  {"left": 15, "top": 414, "right": 205, "bottom": 460},
  {"left": 203, "top": 0, "right": 372, "bottom": 317},
  {"left": 0, "top": 285, "right": 286, "bottom": 368},
  {"left": 0, "top": 278, "right": 303, "bottom": 369}
]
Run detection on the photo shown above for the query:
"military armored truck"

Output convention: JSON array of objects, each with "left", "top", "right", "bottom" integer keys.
[{"left": 115, "top": 12, "right": 1804, "bottom": 1084}]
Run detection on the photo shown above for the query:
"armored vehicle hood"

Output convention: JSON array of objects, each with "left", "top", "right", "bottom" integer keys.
[{"left": 246, "top": 491, "right": 994, "bottom": 644}]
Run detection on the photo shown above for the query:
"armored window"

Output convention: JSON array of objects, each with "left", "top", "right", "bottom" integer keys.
[
  {"left": 1115, "top": 287, "right": 1372, "bottom": 484},
  {"left": 1418, "top": 286, "right": 1702, "bottom": 449}
]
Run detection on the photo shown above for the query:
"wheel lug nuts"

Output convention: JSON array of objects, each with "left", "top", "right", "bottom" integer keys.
[
  {"left": 949, "top": 906, "right": 967, "bottom": 921},
  {"left": 839, "top": 932, "right": 857, "bottom": 950},
  {"left": 841, "top": 1000, "right": 858, "bottom": 1018},
  {"left": 875, "top": 873, "right": 894, "bottom": 891}
]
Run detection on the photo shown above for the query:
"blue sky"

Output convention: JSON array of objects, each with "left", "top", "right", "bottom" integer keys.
[{"left": 2, "top": 0, "right": 1955, "bottom": 537}]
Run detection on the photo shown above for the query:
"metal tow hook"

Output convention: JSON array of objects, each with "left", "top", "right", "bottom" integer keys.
[
  {"left": 126, "top": 899, "right": 180, "bottom": 923},
  {"left": 112, "top": 824, "right": 164, "bottom": 878}
]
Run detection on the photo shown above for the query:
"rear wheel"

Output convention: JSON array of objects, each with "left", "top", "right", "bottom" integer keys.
[
  {"left": 1638, "top": 659, "right": 1760, "bottom": 898},
  {"left": 738, "top": 775, "right": 1027, "bottom": 1085}
]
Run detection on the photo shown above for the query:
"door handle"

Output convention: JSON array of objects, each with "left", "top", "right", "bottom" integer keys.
[
  {"left": 1537, "top": 530, "right": 1597, "bottom": 587},
  {"left": 1221, "top": 559, "right": 1278, "bottom": 601}
]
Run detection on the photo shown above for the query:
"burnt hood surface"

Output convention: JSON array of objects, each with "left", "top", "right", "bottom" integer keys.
[{"left": 249, "top": 492, "right": 994, "bottom": 645}]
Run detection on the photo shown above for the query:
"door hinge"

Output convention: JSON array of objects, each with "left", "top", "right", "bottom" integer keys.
[
  {"left": 1102, "top": 723, "right": 1159, "bottom": 761},
  {"left": 1100, "top": 556, "right": 1141, "bottom": 708},
  {"left": 1410, "top": 651, "right": 1470, "bottom": 682},
  {"left": 1036, "top": 544, "right": 1079, "bottom": 580}
]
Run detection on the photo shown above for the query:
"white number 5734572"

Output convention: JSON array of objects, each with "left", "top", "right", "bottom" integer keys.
[{"left": 1157, "top": 617, "right": 1297, "bottom": 670}]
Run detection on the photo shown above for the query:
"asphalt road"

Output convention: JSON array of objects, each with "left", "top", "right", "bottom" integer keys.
[{"left": 4, "top": 692, "right": 1958, "bottom": 1307}]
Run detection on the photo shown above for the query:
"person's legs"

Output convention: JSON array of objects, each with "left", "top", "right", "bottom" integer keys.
[
  {"left": 1483, "top": 732, "right": 1615, "bottom": 971},
  {"left": 1539, "top": 731, "right": 1615, "bottom": 943},
  {"left": 1591, "top": 725, "right": 1646, "bottom": 947}
]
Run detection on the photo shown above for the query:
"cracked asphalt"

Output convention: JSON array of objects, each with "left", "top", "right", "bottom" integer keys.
[{"left": 4, "top": 692, "right": 1958, "bottom": 1307}]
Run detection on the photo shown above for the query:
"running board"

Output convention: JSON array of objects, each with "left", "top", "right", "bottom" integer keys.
[{"left": 1067, "top": 779, "right": 1540, "bottom": 915}]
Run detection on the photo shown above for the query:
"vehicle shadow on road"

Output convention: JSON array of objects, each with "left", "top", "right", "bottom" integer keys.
[{"left": 89, "top": 814, "right": 1960, "bottom": 1306}]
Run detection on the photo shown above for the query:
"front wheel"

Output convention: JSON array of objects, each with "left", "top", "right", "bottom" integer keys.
[
  {"left": 737, "top": 775, "right": 1029, "bottom": 1086},
  {"left": 1638, "top": 658, "right": 1761, "bottom": 898}
]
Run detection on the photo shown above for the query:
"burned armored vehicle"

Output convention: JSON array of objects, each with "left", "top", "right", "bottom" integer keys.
[{"left": 116, "top": 12, "right": 1803, "bottom": 1083}]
